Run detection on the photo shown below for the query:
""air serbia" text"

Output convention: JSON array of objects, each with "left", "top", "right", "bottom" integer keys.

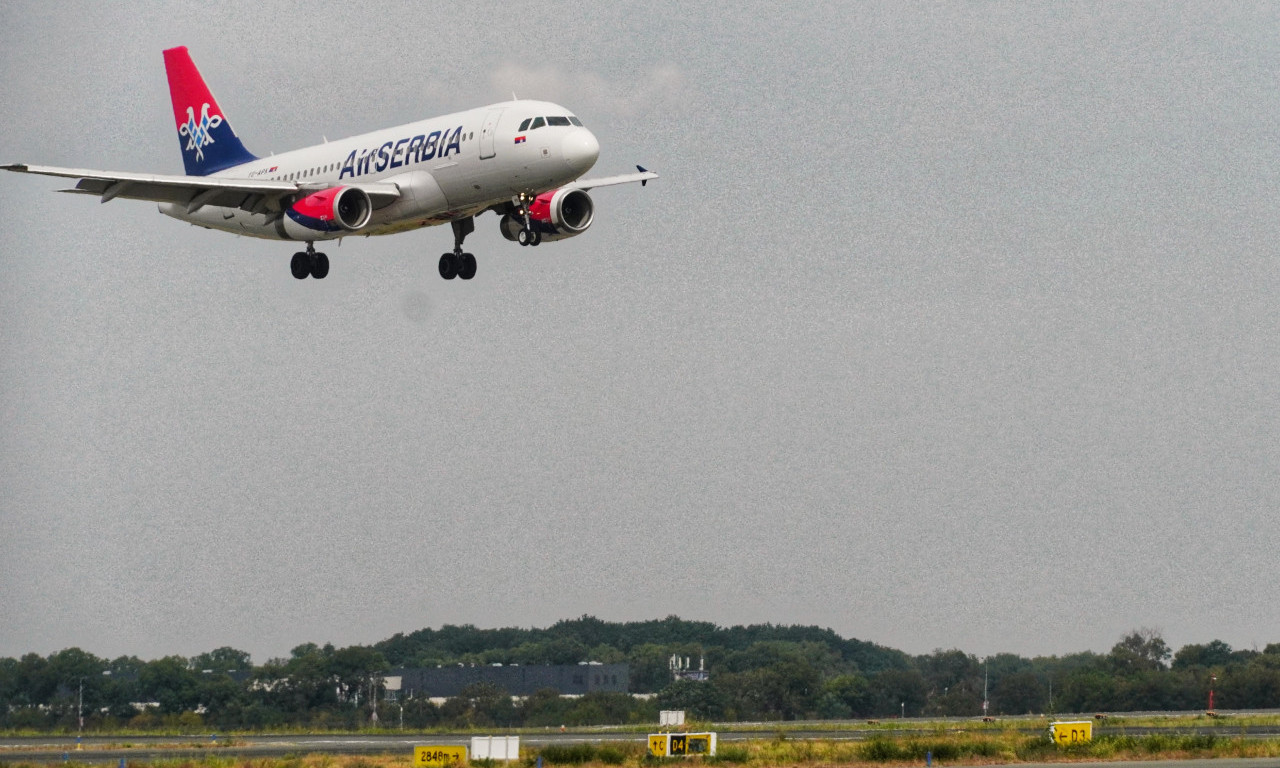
[{"left": 339, "top": 126, "right": 463, "bottom": 180}]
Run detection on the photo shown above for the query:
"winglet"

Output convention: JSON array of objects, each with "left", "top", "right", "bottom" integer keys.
[{"left": 637, "top": 165, "right": 649, "bottom": 186}]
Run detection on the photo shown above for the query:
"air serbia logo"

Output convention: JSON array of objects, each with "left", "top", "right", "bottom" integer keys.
[{"left": 179, "top": 103, "right": 223, "bottom": 163}]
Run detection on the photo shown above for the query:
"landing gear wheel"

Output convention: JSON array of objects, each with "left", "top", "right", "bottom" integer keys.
[
  {"left": 458, "top": 253, "right": 477, "bottom": 280},
  {"left": 290, "top": 252, "right": 310, "bottom": 280},
  {"left": 529, "top": 229, "right": 542, "bottom": 246},
  {"left": 311, "top": 253, "right": 329, "bottom": 279},
  {"left": 442, "top": 217, "right": 476, "bottom": 281},
  {"left": 439, "top": 253, "right": 459, "bottom": 280},
  {"left": 518, "top": 228, "right": 532, "bottom": 246}
]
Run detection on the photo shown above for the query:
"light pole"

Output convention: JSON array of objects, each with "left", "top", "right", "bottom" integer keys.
[
  {"left": 1209, "top": 675, "right": 1216, "bottom": 713},
  {"left": 76, "top": 677, "right": 85, "bottom": 749},
  {"left": 982, "top": 659, "right": 989, "bottom": 719}
]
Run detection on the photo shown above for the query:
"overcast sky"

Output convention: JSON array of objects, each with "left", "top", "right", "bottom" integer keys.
[{"left": 2, "top": 2, "right": 1278, "bottom": 665}]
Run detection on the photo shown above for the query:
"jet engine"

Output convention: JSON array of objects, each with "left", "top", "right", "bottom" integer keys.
[
  {"left": 500, "top": 187, "right": 594, "bottom": 243},
  {"left": 284, "top": 186, "right": 372, "bottom": 237}
]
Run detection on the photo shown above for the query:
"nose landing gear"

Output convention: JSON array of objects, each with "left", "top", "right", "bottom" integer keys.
[{"left": 514, "top": 193, "right": 542, "bottom": 246}]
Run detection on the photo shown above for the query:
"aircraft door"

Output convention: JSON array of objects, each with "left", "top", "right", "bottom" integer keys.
[{"left": 479, "top": 108, "right": 503, "bottom": 159}]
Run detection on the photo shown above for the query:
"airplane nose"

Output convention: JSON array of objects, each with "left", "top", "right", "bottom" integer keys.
[{"left": 562, "top": 128, "right": 599, "bottom": 174}]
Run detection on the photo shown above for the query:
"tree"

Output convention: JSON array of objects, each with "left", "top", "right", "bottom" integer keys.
[
  {"left": 1057, "top": 669, "right": 1117, "bottom": 712},
  {"left": 923, "top": 683, "right": 982, "bottom": 717},
  {"left": 1172, "top": 640, "right": 1234, "bottom": 670},
  {"left": 992, "top": 671, "right": 1044, "bottom": 714},
  {"left": 657, "top": 679, "right": 727, "bottom": 720},
  {"left": 868, "top": 669, "right": 928, "bottom": 717},
  {"left": 1109, "top": 629, "right": 1170, "bottom": 675},
  {"left": 818, "top": 674, "right": 872, "bottom": 718},
  {"left": 190, "top": 647, "right": 252, "bottom": 673},
  {"left": 721, "top": 661, "right": 822, "bottom": 720},
  {"left": 138, "top": 656, "right": 200, "bottom": 714},
  {"left": 627, "top": 643, "right": 674, "bottom": 693},
  {"left": 329, "top": 646, "right": 388, "bottom": 704},
  {"left": 917, "top": 649, "right": 979, "bottom": 692}
]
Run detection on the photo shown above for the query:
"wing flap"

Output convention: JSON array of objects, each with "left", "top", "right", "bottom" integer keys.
[
  {"left": 6, "top": 163, "right": 407, "bottom": 213},
  {"left": 4, "top": 163, "right": 301, "bottom": 212}
]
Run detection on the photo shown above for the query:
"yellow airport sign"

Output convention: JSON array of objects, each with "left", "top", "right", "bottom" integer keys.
[
  {"left": 649, "top": 735, "right": 668, "bottom": 756},
  {"left": 414, "top": 745, "right": 467, "bottom": 767},
  {"left": 648, "top": 733, "right": 717, "bottom": 757},
  {"left": 1049, "top": 721, "right": 1093, "bottom": 745}
]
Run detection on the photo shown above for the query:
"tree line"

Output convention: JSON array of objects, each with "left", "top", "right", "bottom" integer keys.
[{"left": 1, "top": 617, "right": 1277, "bottom": 731}]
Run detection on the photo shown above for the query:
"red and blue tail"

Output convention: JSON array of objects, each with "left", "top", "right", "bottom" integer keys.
[{"left": 163, "top": 46, "right": 257, "bottom": 176}]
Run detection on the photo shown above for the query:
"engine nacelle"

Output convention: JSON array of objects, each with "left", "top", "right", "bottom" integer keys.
[
  {"left": 285, "top": 186, "right": 372, "bottom": 236},
  {"left": 500, "top": 188, "right": 594, "bottom": 243}
]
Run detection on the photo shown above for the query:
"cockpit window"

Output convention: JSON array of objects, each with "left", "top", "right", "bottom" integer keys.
[
  {"left": 547, "top": 116, "right": 571, "bottom": 126},
  {"left": 519, "top": 118, "right": 531, "bottom": 132},
  {"left": 530, "top": 116, "right": 546, "bottom": 129},
  {"left": 569, "top": 116, "right": 583, "bottom": 126}
]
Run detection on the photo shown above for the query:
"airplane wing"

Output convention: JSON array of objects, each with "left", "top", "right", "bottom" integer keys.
[
  {"left": 1, "top": 163, "right": 402, "bottom": 214},
  {"left": 566, "top": 165, "right": 658, "bottom": 191}
]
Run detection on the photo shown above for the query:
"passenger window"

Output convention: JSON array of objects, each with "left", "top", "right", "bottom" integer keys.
[
  {"left": 519, "top": 118, "right": 531, "bottom": 131},
  {"left": 547, "top": 116, "right": 571, "bottom": 126},
  {"left": 569, "top": 117, "right": 583, "bottom": 126},
  {"left": 530, "top": 117, "right": 545, "bottom": 129}
]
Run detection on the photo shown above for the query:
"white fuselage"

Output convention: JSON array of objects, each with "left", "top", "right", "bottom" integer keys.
[{"left": 160, "top": 99, "right": 599, "bottom": 241}]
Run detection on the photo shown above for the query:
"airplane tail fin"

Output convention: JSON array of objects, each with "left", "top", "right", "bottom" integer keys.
[{"left": 163, "top": 46, "right": 258, "bottom": 176}]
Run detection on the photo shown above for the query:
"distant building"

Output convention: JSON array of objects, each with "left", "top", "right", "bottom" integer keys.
[
  {"left": 389, "top": 663, "right": 629, "bottom": 699},
  {"left": 670, "top": 654, "right": 708, "bottom": 682}
]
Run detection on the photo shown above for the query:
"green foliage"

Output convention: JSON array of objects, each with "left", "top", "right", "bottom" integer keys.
[
  {"left": 595, "top": 745, "right": 631, "bottom": 765},
  {"left": 4, "top": 620, "right": 1280, "bottom": 731},
  {"left": 1109, "top": 629, "right": 1172, "bottom": 674},
  {"left": 705, "top": 745, "right": 750, "bottom": 764},
  {"left": 538, "top": 744, "right": 598, "bottom": 764}
]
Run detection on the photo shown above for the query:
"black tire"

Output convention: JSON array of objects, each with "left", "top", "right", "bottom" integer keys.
[
  {"left": 517, "top": 228, "right": 531, "bottom": 246},
  {"left": 311, "top": 253, "right": 330, "bottom": 279},
  {"left": 530, "top": 229, "right": 542, "bottom": 246},
  {"left": 439, "top": 253, "right": 458, "bottom": 279},
  {"left": 290, "top": 252, "right": 310, "bottom": 279},
  {"left": 459, "top": 253, "right": 477, "bottom": 280}
]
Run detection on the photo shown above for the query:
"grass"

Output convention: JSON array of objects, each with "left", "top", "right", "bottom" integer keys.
[{"left": 5, "top": 731, "right": 1280, "bottom": 768}]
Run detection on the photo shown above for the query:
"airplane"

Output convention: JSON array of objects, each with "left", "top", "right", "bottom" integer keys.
[{"left": 2, "top": 46, "right": 656, "bottom": 281}]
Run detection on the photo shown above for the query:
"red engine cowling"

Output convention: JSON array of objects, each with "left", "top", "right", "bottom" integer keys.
[
  {"left": 500, "top": 188, "right": 594, "bottom": 243},
  {"left": 285, "top": 186, "right": 372, "bottom": 235}
]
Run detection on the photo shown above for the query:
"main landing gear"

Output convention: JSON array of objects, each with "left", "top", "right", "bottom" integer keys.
[
  {"left": 290, "top": 242, "right": 329, "bottom": 280},
  {"left": 439, "top": 217, "right": 478, "bottom": 280}
]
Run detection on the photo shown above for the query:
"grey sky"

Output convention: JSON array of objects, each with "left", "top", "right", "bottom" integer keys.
[{"left": 2, "top": 2, "right": 1277, "bottom": 664}]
